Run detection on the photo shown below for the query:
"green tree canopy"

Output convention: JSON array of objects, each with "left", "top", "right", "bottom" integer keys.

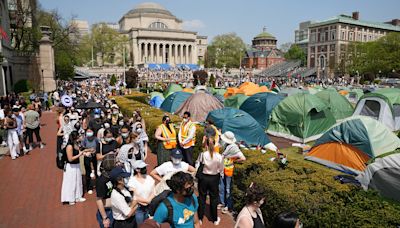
[
  {"left": 284, "top": 44, "right": 306, "bottom": 66},
  {"left": 206, "top": 33, "right": 246, "bottom": 68}
]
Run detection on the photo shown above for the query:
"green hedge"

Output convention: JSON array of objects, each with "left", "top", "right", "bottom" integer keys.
[
  {"left": 115, "top": 96, "right": 205, "bottom": 158},
  {"left": 233, "top": 148, "right": 400, "bottom": 227}
]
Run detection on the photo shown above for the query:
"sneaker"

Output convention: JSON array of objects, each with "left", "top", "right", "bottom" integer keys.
[
  {"left": 76, "top": 197, "right": 86, "bottom": 203},
  {"left": 222, "top": 207, "right": 230, "bottom": 214},
  {"left": 217, "top": 204, "right": 225, "bottom": 210},
  {"left": 69, "top": 202, "right": 75, "bottom": 205},
  {"left": 23, "top": 147, "right": 29, "bottom": 154},
  {"left": 88, "top": 190, "right": 93, "bottom": 195},
  {"left": 40, "top": 143, "right": 45, "bottom": 149},
  {"left": 29, "top": 146, "right": 33, "bottom": 151},
  {"left": 213, "top": 217, "right": 221, "bottom": 226}
]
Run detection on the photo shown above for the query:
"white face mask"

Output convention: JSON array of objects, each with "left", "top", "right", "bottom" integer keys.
[
  {"left": 136, "top": 128, "right": 142, "bottom": 133},
  {"left": 104, "top": 123, "right": 110, "bottom": 129},
  {"left": 183, "top": 118, "right": 189, "bottom": 123},
  {"left": 94, "top": 114, "right": 100, "bottom": 119},
  {"left": 119, "top": 121, "right": 124, "bottom": 126},
  {"left": 121, "top": 133, "right": 129, "bottom": 138},
  {"left": 171, "top": 157, "right": 181, "bottom": 165}
]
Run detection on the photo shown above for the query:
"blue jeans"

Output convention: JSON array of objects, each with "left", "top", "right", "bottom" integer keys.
[
  {"left": 135, "top": 205, "right": 149, "bottom": 225},
  {"left": 219, "top": 175, "right": 233, "bottom": 210},
  {"left": 96, "top": 209, "right": 114, "bottom": 228}
]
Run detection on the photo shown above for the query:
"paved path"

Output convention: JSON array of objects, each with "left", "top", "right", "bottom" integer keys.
[{"left": 0, "top": 111, "right": 234, "bottom": 228}]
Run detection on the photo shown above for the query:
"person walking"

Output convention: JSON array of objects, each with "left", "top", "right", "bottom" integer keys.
[
  {"left": 196, "top": 134, "right": 223, "bottom": 225},
  {"left": 24, "top": 104, "right": 44, "bottom": 150},
  {"left": 4, "top": 109, "right": 19, "bottom": 160},
  {"left": 154, "top": 115, "right": 177, "bottom": 166},
  {"left": 61, "top": 131, "right": 86, "bottom": 205},
  {"left": 178, "top": 111, "right": 196, "bottom": 166}
]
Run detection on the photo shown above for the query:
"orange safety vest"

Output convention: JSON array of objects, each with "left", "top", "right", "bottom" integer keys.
[
  {"left": 224, "top": 158, "right": 235, "bottom": 177},
  {"left": 211, "top": 125, "right": 220, "bottom": 153},
  {"left": 159, "top": 124, "right": 177, "bottom": 149},
  {"left": 179, "top": 121, "right": 196, "bottom": 148}
]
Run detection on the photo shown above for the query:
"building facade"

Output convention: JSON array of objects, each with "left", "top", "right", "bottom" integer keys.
[
  {"left": 119, "top": 2, "right": 207, "bottom": 66},
  {"left": 69, "top": 19, "right": 89, "bottom": 42},
  {"left": 294, "top": 21, "right": 313, "bottom": 58},
  {"left": 242, "top": 27, "right": 284, "bottom": 70},
  {"left": 307, "top": 12, "right": 400, "bottom": 78}
]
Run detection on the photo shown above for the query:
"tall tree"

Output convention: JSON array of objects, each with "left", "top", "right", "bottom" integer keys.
[
  {"left": 206, "top": 33, "right": 246, "bottom": 68},
  {"left": 284, "top": 44, "right": 306, "bottom": 66}
]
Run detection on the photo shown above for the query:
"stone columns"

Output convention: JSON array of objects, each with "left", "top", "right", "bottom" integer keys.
[
  {"left": 156, "top": 43, "right": 160, "bottom": 64},
  {"left": 144, "top": 43, "right": 148, "bottom": 63},
  {"left": 150, "top": 43, "right": 154, "bottom": 63},
  {"left": 179, "top": 45, "right": 183, "bottom": 64},
  {"left": 137, "top": 42, "right": 142, "bottom": 64},
  {"left": 39, "top": 26, "right": 56, "bottom": 92},
  {"left": 173, "top": 44, "right": 177, "bottom": 65},
  {"left": 185, "top": 45, "right": 189, "bottom": 64},
  {"left": 162, "top": 43, "right": 166, "bottom": 63},
  {"left": 168, "top": 44, "right": 172, "bottom": 64}
]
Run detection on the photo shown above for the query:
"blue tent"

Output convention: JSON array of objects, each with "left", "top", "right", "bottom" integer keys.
[
  {"left": 206, "top": 108, "right": 271, "bottom": 146},
  {"left": 240, "top": 92, "right": 284, "bottom": 129},
  {"left": 149, "top": 96, "right": 164, "bottom": 108},
  {"left": 160, "top": 91, "right": 192, "bottom": 113},
  {"left": 176, "top": 64, "right": 199, "bottom": 70},
  {"left": 148, "top": 64, "right": 161, "bottom": 70}
]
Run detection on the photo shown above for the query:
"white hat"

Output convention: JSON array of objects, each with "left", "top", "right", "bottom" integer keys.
[
  {"left": 221, "top": 131, "right": 236, "bottom": 144},
  {"left": 132, "top": 160, "right": 148, "bottom": 170}
]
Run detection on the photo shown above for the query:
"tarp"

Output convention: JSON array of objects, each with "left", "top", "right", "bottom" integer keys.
[
  {"left": 164, "top": 84, "right": 183, "bottom": 98},
  {"left": 207, "top": 108, "right": 271, "bottom": 146},
  {"left": 239, "top": 92, "right": 284, "bottom": 128},
  {"left": 306, "top": 116, "right": 400, "bottom": 174},
  {"left": 149, "top": 96, "right": 164, "bottom": 108},
  {"left": 357, "top": 153, "right": 400, "bottom": 202},
  {"left": 224, "top": 94, "right": 249, "bottom": 109},
  {"left": 224, "top": 82, "right": 269, "bottom": 98},
  {"left": 160, "top": 91, "right": 192, "bottom": 113},
  {"left": 150, "top": 92, "right": 164, "bottom": 100},
  {"left": 174, "top": 92, "right": 224, "bottom": 122},
  {"left": 267, "top": 94, "right": 336, "bottom": 143},
  {"left": 316, "top": 90, "right": 354, "bottom": 121}
]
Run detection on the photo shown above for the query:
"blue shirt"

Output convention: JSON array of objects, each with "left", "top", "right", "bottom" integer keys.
[{"left": 153, "top": 193, "right": 198, "bottom": 227}]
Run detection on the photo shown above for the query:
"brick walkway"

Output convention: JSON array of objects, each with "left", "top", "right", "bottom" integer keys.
[{"left": 0, "top": 111, "right": 235, "bottom": 228}]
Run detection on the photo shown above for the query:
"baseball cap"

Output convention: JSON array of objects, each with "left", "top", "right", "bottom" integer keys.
[
  {"left": 132, "top": 160, "right": 148, "bottom": 170},
  {"left": 170, "top": 149, "right": 183, "bottom": 159},
  {"left": 110, "top": 167, "right": 131, "bottom": 180}
]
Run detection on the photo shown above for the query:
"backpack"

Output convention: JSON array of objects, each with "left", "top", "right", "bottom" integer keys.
[
  {"left": 148, "top": 190, "right": 195, "bottom": 227},
  {"left": 56, "top": 147, "right": 67, "bottom": 170}
]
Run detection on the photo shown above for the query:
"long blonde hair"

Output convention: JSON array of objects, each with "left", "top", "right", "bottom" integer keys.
[{"left": 205, "top": 136, "right": 215, "bottom": 158}]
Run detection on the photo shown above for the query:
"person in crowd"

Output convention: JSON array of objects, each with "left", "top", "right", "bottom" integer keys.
[
  {"left": 272, "top": 211, "right": 302, "bottom": 228},
  {"left": 150, "top": 149, "right": 196, "bottom": 182},
  {"left": 203, "top": 120, "right": 221, "bottom": 153},
  {"left": 81, "top": 128, "right": 99, "bottom": 195},
  {"left": 24, "top": 104, "right": 44, "bottom": 150},
  {"left": 154, "top": 115, "right": 177, "bottom": 166},
  {"left": 153, "top": 171, "right": 200, "bottom": 228},
  {"left": 234, "top": 183, "right": 266, "bottom": 228},
  {"left": 0, "top": 105, "right": 6, "bottom": 147},
  {"left": 96, "top": 156, "right": 117, "bottom": 228},
  {"left": 96, "top": 129, "right": 119, "bottom": 175},
  {"left": 178, "top": 111, "right": 196, "bottom": 166},
  {"left": 128, "top": 160, "right": 156, "bottom": 226},
  {"left": 89, "top": 108, "right": 104, "bottom": 135},
  {"left": 110, "top": 167, "right": 138, "bottom": 228},
  {"left": 116, "top": 125, "right": 131, "bottom": 146},
  {"left": 97, "top": 122, "right": 111, "bottom": 140},
  {"left": 4, "top": 109, "right": 19, "bottom": 160},
  {"left": 196, "top": 133, "right": 223, "bottom": 225},
  {"left": 219, "top": 131, "right": 246, "bottom": 214},
  {"left": 13, "top": 107, "right": 26, "bottom": 154},
  {"left": 132, "top": 122, "right": 148, "bottom": 161},
  {"left": 61, "top": 131, "right": 86, "bottom": 205},
  {"left": 33, "top": 97, "right": 42, "bottom": 116}
]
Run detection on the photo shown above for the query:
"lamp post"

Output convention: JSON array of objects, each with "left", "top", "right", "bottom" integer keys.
[{"left": 41, "top": 69, "right": 44, "bottom": 92}]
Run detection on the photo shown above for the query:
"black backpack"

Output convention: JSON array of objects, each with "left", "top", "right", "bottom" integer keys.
[
  {"left": 148, "top": 190, "right": 195, "bottom": 227},
  {"left": 56, "top": 147, "right": 67, "bottom": 170}
]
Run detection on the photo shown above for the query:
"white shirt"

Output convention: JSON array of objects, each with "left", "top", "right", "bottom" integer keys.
[
  {"left": 155, "top": 161, "right": 190, "bottom": 177},
  {"left": 127, "top": 175, "right": 155, "bottom": 200},
  {"left": 0, "top": 109, "right": 4, "bottom": 119},
  {"left": 111, "top": 188, "right": 132, "bottom": 220}
]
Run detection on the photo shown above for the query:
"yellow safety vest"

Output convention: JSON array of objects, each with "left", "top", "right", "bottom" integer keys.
[
  {"left": 224, "top": 158, "right": 235, "bottom": 177},
  {"left": 159, "top": 124, "right": 177, "bottom": 149},
  {"left": 211, "top": 125, "right": 220, "bottom": 153},
  {"left": 179, "top": 121, "right": 196, "bottom": 148}
]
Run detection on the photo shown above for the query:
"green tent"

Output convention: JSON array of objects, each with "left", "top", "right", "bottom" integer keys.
[
  {"left": 207, "top": 108, "right": 271, "bottom": 146},
  {"left": 213, "top": 88, "right": 227, "bottom": 97},
  {"left": 308, "top": 86, "right": 323, "bottom": 95},
  {"left": 316, "top": 90, "right": 354, "bottom": 121},
  {"left": 163, "top": 84, "right": 183, "bottom": 98},
  {"left": 150, "top": 92, "right": 164, "bottom": 100},
  {"left": 347, "top": 89, "right": 364, "bottom": 103},
  {"left": 267, "top": 94, "right": 336, "bottom": 143},
  {"left": 306, "top": 116, "right": 400, "bottom": 174},
  {"left": 224, "top": 94, "right": 249, "bottom": 109},
  {"left": 239, "top": 92, "right": 284, "bottom": 129},
  {"left": 278, "top": 87, "right": 309, "bottom": 97},
  {"left": 160, "top": 91, "right": 191, "bottom": 113}
]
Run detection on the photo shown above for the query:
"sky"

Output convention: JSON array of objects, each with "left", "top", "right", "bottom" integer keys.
[{"left": 39, "top": 0, "right": 400, "bottom": 46}]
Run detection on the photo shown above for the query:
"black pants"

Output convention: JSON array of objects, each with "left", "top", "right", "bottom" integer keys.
[
  {"left": 84, "top": 155, "right": 97, "bottom": 191},
  {"left": 198, "top": 173, "right": 219, "bottom": 222},
  {"left": 56, "top": 136, "right": 63, "bottom": 154},
  {"left": 113, "top": 216, "right": 136, "bottom": 228},
  {"left": 26, "top": 126, "right": 42, "bottom": 145},
  {"left": 180, "top": 146, "right": 194, "bottom": 166}
]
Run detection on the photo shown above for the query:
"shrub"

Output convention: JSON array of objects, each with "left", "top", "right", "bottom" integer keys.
[
  {"left": 115, "top": 96, "right": 205, "bottom": 158},
  {"left": 13, "top": 79, "right": 31, "bottom": 94},
  {"left": 125, "top": 68, "right": 139, "bottom": 88},
  {"left": 110, "top": 74, "right": 117, "bottom": 86},
  {"left": 233, "top": 148, "right": 400, "bottom": 227}
]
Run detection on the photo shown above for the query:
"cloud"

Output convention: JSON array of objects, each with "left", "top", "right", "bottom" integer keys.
[{"left": 182, "top": 19, "right": 205, "bottom": 30}]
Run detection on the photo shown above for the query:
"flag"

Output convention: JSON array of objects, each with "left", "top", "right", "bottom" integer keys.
[
  {"left": 0, "top": 27, "right": 9, "bottom": 41},
  {"left": 270, "top": 80, "right": 280, "bottom": 93}
]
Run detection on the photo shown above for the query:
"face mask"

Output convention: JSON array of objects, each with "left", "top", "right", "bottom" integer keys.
[
  {"left": 86, "top": 132, "right": 94, "bottom": 137},
  {"left": 140, "top": 167, "right": 147, "bottom": 175},
  {"left": 165, "top": 120, "right": 170, "bottom": 125},
  {"left": 113, "top": 111, "right": 119, "bottom": 115},
  {"left": 121, "top": 133, "right": 129, "bottom": 138},
  {"left": 104, "top": 137, "right": 112, "bottom": 142},
  {"left": 94, "top": 114, "right": 100, "bottom": 119},
  {"left": 136, "top": 128, "right": 142, "bottom": 133},
  {"left": 104, "top": 123, "right": 110, "bottom": 129},
  {"left": 119, "top": 121, "right": 124, "bottom": 126},
  {"left": 171, "top": 157, "right": 181, "bottom": 165},
  {"left": 183, "top": 118, "right": 188, "bottom": 123}
]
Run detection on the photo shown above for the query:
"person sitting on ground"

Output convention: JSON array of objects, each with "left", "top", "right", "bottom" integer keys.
[
  {"left": 272, "top": 211, "right": 302, "bottom": 228},
  {"left": 234, "top": 183, "right": 266, "bottom": 228},
  {"left": 150, "top": 149, "right": 196, "bottom": 182},
  {"left": 153, "top": 171, "right": 200, "bottom": 228}
]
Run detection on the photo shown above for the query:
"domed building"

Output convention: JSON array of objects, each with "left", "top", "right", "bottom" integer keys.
[
  {"left": 119, "top": 2, "right": 207, "bottom": 67},
  {"left": 242, "top": 27, "right": 284, "bottom": 70}
]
